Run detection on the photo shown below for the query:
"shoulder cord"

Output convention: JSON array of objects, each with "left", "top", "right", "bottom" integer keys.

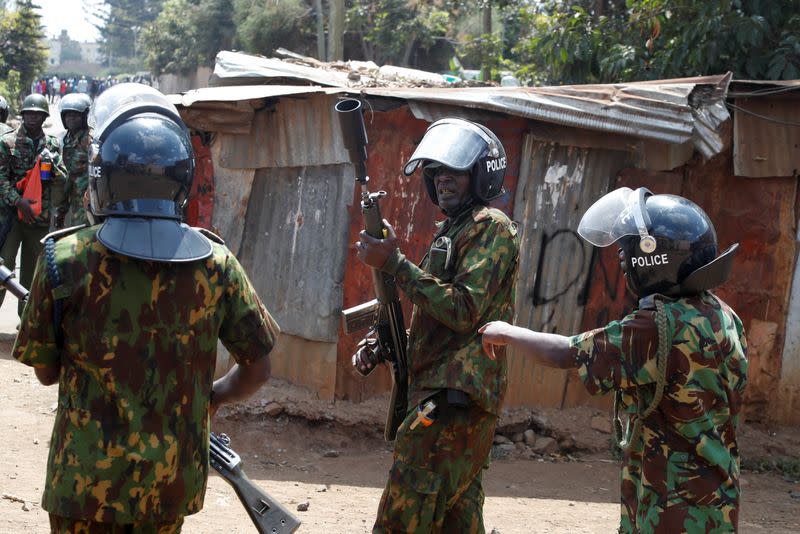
[
  {"left": 44, "top": 237, "right": 64, "bottom": 350},
  {"left": 614, "top": 298, "right": 670, "bottom": 452}
]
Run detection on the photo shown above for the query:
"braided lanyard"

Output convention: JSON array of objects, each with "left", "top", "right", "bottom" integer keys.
[
  {"left": 614, "top": 298, "right": 671, "bottom": 452},
  {"left": 44, "top": 236, "right": 65, "bottom": 350}
]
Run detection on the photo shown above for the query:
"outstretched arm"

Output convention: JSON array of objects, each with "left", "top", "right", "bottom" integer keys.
[{"left": 479, "top": 321, "right": 575, "bottom": 369}]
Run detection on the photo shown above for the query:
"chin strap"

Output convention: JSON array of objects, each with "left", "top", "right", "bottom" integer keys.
[{"left": 614, "top": 297, "right": 670, "bottom": 452}]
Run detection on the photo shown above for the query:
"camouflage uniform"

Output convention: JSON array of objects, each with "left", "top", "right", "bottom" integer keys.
[
  {"left": 14, "top": 226, "right": 279, "bottom": 528},
  {"left": 374, "top": 203, "right": 519, "bottom": 533},
  {"left": 0, "top": 125, "right": 68, "bottom": 315},
  {"left": 569, "top": 292, "right": 748, "bottom": 534},
  {"left": 62, "top": 127, "right": 91, "bottom": 226},
  {"left": 0, "top": 123, "right": 12, "bottom": 136}
]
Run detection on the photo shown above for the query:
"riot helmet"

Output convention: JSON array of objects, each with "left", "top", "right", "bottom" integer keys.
[
  {"left": 21, "top": 93, "right": 49, "bottom": 116},
  {"left": 578, "top": 187, "right": 738, "bottom": 297},
  {"left": 403, "top": 118, "right": 507, "bottom": 205},
  {"left": 0, "top": 95, "right": 8, "bottom": 123},
  {"left": 88, "top": 83, "right": 211, "bottom": 262},
  {"left": 59, "top": 92, "right": 91, "bottom": 129}
]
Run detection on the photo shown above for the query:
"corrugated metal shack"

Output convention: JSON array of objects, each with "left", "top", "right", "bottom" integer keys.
[{"left": 170, "top": 51, "right": 800, "bottom": 425}]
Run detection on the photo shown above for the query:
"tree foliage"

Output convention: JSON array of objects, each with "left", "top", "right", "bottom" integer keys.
[
  {"left": 98, "top": 0, "right": 164, "bottom": 70},
  {"left": 513, "top": 0, "right": 800, "bottom": 84},
  {"left": 233, "top": 0, "right": 314, "bottom": 57},
  {"left": 0, "top": 0, "right": 47, "bottom": 99},
  {"left": 138, "top": 0, "right": 800, "bottom": 84}
]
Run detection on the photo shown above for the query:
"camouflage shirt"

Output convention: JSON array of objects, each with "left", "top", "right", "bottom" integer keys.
[
  {"left": 14, "top": 225, "right": 280, "bottom": 523},
  {"left": 0, "top": 125, "right": 68, "bottom": 226},
  {"left": 62, "top": 128, "right": 90, "bottom": 225},
  {"left": 569, "top": 292, "right": 748, "bottom": 533},
  {"left": 382, "top": 204, "right": 519, "bottom": 415},
  {"left": 0, "top": 123, "right": 13, "bottom": 136}
]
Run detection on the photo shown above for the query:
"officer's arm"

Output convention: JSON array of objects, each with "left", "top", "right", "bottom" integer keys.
[
  {"left": 383, "top": 219, "right": 517, "bottom": 333},
  {"left": 34, "top": 365, "right": 60, "bottom": 385},
  {"left": 479, "top": 321, "right": 574, "bottom": 368},
  {"left": 215, "top": 250, "right": 280, "bottom": 412},
  {"left": 0, "top": 140, "right": 20, "bottom": 207},
  {"left": 211, "top": 357, "right": 270, "bottom": 409}
]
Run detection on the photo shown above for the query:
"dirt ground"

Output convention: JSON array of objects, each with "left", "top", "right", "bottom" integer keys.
[{"left": 1, "top": 340, "right": 799, "bottom": 534}]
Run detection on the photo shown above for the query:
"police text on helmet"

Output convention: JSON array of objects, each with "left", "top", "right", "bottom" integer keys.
[
  {"left": 486, "top": 157, "right": 506, "bottom": 173},
  {"left": 631, "top": 253, "right": 669, "bottom": 267}
]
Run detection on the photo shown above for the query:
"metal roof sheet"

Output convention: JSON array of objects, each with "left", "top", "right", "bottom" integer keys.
[{"left": 172, "top": 52, "right": 735, "bottom": 158}]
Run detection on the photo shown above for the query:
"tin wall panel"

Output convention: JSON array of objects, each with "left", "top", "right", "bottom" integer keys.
[
  {"left": 505, "top": 136, "right": 631, "bottom": 408},
  {"left": 733, "top": 96, "right": 800, "bottom": 178},
  {"left": 209, "top": 137, "right": 255, "bottom": 255},
  {"left": 335, "top": 107, "right": 525, "bottom": 402},
  {"left": 216, "top": 94, "right": 349, "bottom": 169},
  {"left": 237, "top": 164, "right": 355, "bottom": 344}
]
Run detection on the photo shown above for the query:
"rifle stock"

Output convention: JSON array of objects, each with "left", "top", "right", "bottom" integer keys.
[
  {"left": 335, "top": 98, "right": 409, "bottom": 441},
  {"left": 210, "top": 432, "right": 301, "bottom": 534}
]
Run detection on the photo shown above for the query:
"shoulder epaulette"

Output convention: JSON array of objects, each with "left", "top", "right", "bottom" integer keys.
[
  {"left": 39, "top": 224, "right": 87, "bottom": 245},
  {"left": 198, "top": 227, "right": 225, "bottom": 244}
]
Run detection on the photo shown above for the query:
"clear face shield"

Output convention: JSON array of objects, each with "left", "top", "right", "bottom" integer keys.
[
  {"left": 403, "top": 119, "right": 492, "bottom": 175},
  {"left": 577, "top": 187, "right": 657, "bottom": 253},
  {"left": 89, "top": 82, "right": 184, "bottom": 141}
]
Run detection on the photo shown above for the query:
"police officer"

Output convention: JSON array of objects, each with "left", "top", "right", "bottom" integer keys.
[
  {"left": 13, "top": 84, "right": 280, "bottom": 533},
  {"left": 0, "top": 93, "right": 67, "bottom": 316},
  {"left": 0, "top": 95, "right": 12, "bottom": 135},
  {"left": 480, "top": 187, "right": 748, "bottom": 533},
  {"left": 59, "top": 92, "right": 92, "bottom": 226},
  {"left": 353, "top": 118, "right": 519, "bottom": 533}
]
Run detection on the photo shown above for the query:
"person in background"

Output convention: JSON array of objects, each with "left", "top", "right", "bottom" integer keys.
[
  {"left": 0, "top": 93, "right": 67, "bottom": 317},
  {"left": 59, "top": 93, "right": 91, "bottom": 226},
  {"left": 480, "top": 187, "right": 747, "bottom": 534}
]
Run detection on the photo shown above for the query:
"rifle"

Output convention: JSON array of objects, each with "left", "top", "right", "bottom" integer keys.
[
  {"left": 2, "top": 265, "right": 298, "bottom": 533},
  {"left": 209, "top": 432, "right": 301, "bottom": 534},
  {"left": 335, "top": 98, "right": 409, "bottom": 442},
  {"left": 0, "top": 258, "right": 28, "bottom": 302}
]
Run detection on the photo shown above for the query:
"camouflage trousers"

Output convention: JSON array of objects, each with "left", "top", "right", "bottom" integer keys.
[
  {"left": 49, "top": 514, "right": 184, "bottom": 534},
  {"left": 373, "top": 393, "right": 497, "bottom": 534}
]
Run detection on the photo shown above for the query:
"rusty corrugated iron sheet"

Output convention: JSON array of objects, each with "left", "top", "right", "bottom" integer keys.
[
  {"left": 214, "top": 94, "right": 351, "bottom": 169},
  {"left": 238, "top": 165, "right": 354, "bottom": 344},
  {"left": 173, "top": 56, "right": 733, "bottom": 160},
  {"left": 506, "top": 137, "right": 632, "bottom": 409}
]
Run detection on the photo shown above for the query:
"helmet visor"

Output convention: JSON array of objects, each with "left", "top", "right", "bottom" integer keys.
[
  {"left": 578, "top": 187, "right": 650, "bottom": 247},
  {"left": 89, "top": 82, "right": 183, "bottom": 140},
  {"left": 403, "top": 120, "right": 488, "bottom": 175}
]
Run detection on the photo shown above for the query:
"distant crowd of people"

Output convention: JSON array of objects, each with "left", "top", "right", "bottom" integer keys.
[{"left": 31, "top": 74, "right": 153, "bottom": 103}]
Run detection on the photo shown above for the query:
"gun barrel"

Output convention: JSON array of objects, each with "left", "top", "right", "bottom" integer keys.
[
  {"left": 0, "top": 264, "right": 28, "bottom": 302},
  {"left": 335, "top": 98, "right": 368, "bottom": 180}
]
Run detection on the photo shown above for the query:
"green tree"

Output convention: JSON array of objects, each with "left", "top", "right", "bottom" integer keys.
[
  {"left": 233, "top": 0, "right": 314, "bottom": 57},
  {"left": 512, "top": 0, "right": 800, "bottom": 84},
  {"left": 346, "top": 0, "right": 451, "bottom": 67},
  {"left": 0, "top": 0, "right": 47, "bottom": 98},
  {"left": 98, "top": 0, "right": 164, "bottom": 70},
  {"left": 142, "top": 0, "right": 237, "bottom": 76}
]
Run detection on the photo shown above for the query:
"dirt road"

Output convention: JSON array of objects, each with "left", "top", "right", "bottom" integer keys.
[{"left": 1, "top": 345, "right": 799, "bottom": 534}]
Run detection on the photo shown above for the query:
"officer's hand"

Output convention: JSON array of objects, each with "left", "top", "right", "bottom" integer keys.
[
  {"left": 478, "top": 321, "right": 514, "bottom": 360},
  {"left": 355, "top": 219, "right": 398, "bottom": 270},
  {"left": 16, "top": 198, "right": 37, "bottom": 225},
  {"left": 352, "top": 334, "right": 382, "bottom": 376}
]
